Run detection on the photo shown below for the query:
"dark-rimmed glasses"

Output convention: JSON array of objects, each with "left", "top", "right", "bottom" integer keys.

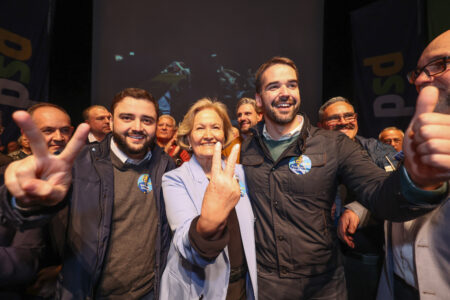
[
  {"left": 323, "top": 112, "right": 357, "bottom": 125},
  {"left": 407, "top": 56, "right": 449, "bottom": 84}
]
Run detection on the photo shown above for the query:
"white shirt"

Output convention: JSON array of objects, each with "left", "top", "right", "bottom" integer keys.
[{"left": 392, "top": 218, "right": 426, "bottom": 289}]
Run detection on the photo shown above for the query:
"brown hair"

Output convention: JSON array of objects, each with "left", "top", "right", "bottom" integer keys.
[
  {"left": 255, "top": 56, "right": 299, "bottom": 94},
  {"left": 177, "top": 98, "right": 234, "bottom": 150},
  {"left": 111, "top": 88, "right": 158, "bottom": 116}
]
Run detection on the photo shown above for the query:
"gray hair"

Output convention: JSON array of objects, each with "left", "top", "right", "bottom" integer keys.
[{"left": 318, "top": 96, "right": 353, "bottom": 122}]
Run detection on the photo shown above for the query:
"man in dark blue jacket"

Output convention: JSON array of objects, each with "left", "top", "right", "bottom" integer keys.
[
  {"left": 1, "top": 88, "right": 175, "bottom": 300},
  {"left": 318, "top": 96, "right": 398, "bottom": 300}
]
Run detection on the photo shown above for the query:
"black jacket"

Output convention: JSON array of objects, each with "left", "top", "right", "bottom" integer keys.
[
  {"left": 241, "top": 115, "right": 434, "bottom": 277},
  {"left": 0, "top": 135, "right": 175, "bottom": 299}
]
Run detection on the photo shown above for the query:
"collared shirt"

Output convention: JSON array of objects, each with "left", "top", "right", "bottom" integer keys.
[
  {"left": 262, "top": 115, "right": 303, "bottom": 141},
  {"left": 392, "top": 220, "right": 423, "bottom": 289},
  {"left": 88, "top": 132, "right": 100, "bottom": 143},
  {"left": 110, "top": 138, "right": 152, "bottom": 165}
]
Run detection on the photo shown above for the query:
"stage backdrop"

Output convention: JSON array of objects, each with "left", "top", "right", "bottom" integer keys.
[
  {"left": 351, "top": 0, "right": 426, "bottom": 138},
  {"left": 0, "top": 0, "right": 48, "bottom": 144},
  {"left": 92, "top": 0, "right": 324, "bottom": 123}
]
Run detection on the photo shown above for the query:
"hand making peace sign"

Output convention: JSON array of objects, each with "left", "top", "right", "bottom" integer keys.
[
  {"left": 196, "top": 142, "right": 241, "bottom": 238},
  {"left": 5, "top": 111, "right": 90, "bottom": 208}
]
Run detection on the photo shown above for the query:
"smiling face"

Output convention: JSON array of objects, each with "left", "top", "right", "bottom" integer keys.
[
  {"left": 320, "top": 101, "right": 358, "bottom": 140},
  {"left": 156, "top": 116, "right": 176, "bottom": 144},
  {"left": 237, "top": 103, "right": 261, "bottom": 135},
  {"left": 256, "top": 64, "right": 301, "bottom": 126},
  {"left": 188, "top": 108, "right": 225, "bottom": 162},
  {"left": 111, "top": 96, "right": 157, "bottom": 159},
  {"left": 31, "top": 106, "right": 74, "bottom": 154}
]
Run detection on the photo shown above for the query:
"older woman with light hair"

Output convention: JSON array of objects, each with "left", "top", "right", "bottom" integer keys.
[{"left": 160, "top": 98, "right": 257, "bottom": 300}]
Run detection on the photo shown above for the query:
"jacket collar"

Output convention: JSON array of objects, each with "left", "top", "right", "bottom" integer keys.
[{"left": 250, "top": 113, "right": 311, "bottom": 154}]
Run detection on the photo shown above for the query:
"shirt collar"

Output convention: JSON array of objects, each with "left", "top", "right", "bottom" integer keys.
[
  {"left": 110, "top": 137, "right": 152, "bottom": 165},
  {"left": 262, "top": 115, "right": 304, "bottom": 141},
  {"left": 88, "top": 132, "right": 99, "bottom": 143}
]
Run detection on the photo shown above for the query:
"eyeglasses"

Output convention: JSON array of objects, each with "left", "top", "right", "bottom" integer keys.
[
  {"left": 407, "top": 56, "right": 449, "bottom": 84},
  {"left": 382, "top": 138, "right": 402, "bottom": 144},
  {"left": 323, "top": 112, "right": 357, "bottom": 125}
]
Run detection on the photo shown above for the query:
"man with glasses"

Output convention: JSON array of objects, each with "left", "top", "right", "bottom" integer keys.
[
  {"left": 341, "top": 30, "right": 450, "bottom": 300},
  {"left": 379, "top": 127, "right": 404, "bottom": 153},
  {"left": 318, "top": 96, "right": 398, "bottom": 300},
  {"left": 375, "top": 29, "right": 450, "bottom": 300}
]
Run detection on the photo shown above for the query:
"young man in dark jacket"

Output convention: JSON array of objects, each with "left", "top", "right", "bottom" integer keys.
[
  {"left": 1, "top": 88, "right": 175, "bottom": 299},
  {"left": 240, "top": 57, "right": 448, "bottom": 300}
]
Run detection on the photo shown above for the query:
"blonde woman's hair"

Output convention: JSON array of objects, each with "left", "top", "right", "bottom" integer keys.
[{"left": 177, "top": 98, "right": 234, "bottom": 150}]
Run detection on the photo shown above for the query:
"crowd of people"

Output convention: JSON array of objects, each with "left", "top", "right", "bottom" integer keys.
[{"left": 0, "top": 30, "right": 449, "bottom": 300}]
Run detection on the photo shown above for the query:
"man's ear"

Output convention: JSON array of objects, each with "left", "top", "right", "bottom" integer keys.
[
  {"left": 255, "top": 93, "right": 262, "bottom": 107},
  {"left": 257, "top": 113, "right": 263, "bottom": 122}
]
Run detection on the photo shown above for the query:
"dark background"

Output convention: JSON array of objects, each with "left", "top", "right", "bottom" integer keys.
[{"left": 48, "top": 0, "right": 379, "bottom": 126}]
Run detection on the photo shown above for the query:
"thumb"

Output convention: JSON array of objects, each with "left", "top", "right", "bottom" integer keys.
[{"left": 413, "top": 85, "right": 439, "bottom": 119}]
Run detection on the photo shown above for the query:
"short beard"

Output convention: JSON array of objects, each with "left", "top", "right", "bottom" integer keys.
[
  {"left": 113, "top": 132, "right": 154, "bottom": 157},
  {"left": 265, "top": 102, "right": 300, "bottom": 124}
]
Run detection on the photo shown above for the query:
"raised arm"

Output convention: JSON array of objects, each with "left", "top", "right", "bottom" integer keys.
[{"left": 5, "top": 111, "right": 89, "bottom": 208}]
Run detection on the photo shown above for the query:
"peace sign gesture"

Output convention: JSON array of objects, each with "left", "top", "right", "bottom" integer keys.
[
  {"left": 5, "top": 111, "right": 90, "bottom": 208},
  {"left": 403, "top": 85, "right": 450, "bottom": 188},
  {"left": 196, "top": 142, "right": 241, "bottom": 238}
]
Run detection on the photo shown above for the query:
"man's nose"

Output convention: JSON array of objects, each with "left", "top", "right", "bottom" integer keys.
[
  {"left": 414, "top": 71, "right": 433, "bottom": 92},
  {"left": 53, "top": 129, "right": 64, "bottom": 141},
  {"left": 132, "top": 119, "right": 143, "bottom": 131},
  {"left": 279, "top": 85, "right": 289, "bottom": 96}
]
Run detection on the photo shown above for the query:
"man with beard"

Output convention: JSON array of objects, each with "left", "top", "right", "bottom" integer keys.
[
  {"left": 240, "top": 56, "right": 449, "bottom": 300},
  {"left": 223, "top": 97, "right": 262, "bottom": 162},
  {"left": 1, "top": 88, "right": 175, "bottom": 299},
  {"left": 318, "top": 96, "right": 398, "bottom": 300},
  {"left": 83, "top": 105, "right": 111, "bottom": 143}
]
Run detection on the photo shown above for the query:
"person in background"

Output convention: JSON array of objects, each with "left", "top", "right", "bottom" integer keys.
[
  {"left": 378, "top": 127, "right": 404, "bottom": 153},
  {"left": 318, "top": 96, "right": 398, "bottom": 300},
  {"left": 160, "top": 98, "right": 257, "bottom": 299},
  {"left": 83, "top": 105, "right": 111, "bottom": 143},
  {"left": 8, "top": 135, "right": 32, "bottom": 161},
  {"left": 223, "top": 97, "right": 262, "bottom": 163},
  {"left": 156, "top": 114, "right": 190, "bottom": 166}
]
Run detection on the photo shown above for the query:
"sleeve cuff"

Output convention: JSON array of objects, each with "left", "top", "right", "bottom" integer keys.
[
  {"left": 188, "top": 216, "right": 229, "bottom": 260},
  {"left": 401, "top": 166, "right": 448, "bottom": 205},
  {"left": 11, "top": 196, "right": 42, "bottom": 212}
]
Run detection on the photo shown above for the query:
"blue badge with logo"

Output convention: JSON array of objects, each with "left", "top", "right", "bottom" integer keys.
[
  {"left": 137, "top": 174, "right": 152, "bottom": 194},
  {"left": 237, "top": 176, "right": 246, "bottom": 197},
  {"left": 289, "top": 155, "right": 311, "bottom": 175}
]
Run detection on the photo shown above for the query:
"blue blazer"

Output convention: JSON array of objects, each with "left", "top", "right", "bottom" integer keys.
[{"left": 160, "top": 155, "right": 257, "bottom": 300}]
